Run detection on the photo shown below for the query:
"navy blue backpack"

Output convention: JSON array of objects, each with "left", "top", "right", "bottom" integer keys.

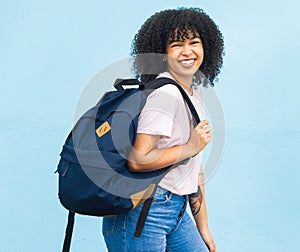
[{"left": 56, "top": 77, "right": 200, "bottom": 252}]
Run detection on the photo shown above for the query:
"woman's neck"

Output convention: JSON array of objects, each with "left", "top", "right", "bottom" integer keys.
[{"left": 172, "top": 75, "right": 193, "bottom": 96}]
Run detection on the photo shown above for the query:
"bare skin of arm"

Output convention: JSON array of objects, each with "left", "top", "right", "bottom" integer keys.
[
  {"left": 127, "top": 120, "right": 211, "bottom": 172},
  {"left": 190, "top": 166, "right": 217, "bottom": 252}
]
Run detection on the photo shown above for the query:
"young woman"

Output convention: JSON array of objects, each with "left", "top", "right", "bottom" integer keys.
[{"left": 102, "top": 7, "right": 224, "bottom": 252}]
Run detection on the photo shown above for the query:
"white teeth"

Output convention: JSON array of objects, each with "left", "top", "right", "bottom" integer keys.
[{"left": 180, "top": 59, "right": 194, "bottom": 65}]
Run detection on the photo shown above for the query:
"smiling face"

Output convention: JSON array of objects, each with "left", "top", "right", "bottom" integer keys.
[{"left": 165, "top": 30, "right": 204, "bottom": 83}]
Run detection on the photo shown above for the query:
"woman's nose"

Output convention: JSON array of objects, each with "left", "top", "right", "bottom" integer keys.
[{"left": 181, "top": 44, "right": 192, "bottom": 55}]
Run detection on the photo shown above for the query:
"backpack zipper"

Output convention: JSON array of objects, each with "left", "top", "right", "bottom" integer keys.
[{"left": 62, "top": 162, "right": 70, "bottom": 177}]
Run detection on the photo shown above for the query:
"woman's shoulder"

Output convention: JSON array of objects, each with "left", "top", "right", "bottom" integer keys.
[
  {"left": 151, "top": 72, "right": 183, "bottom": 99},
  {"left": 147, "top": 83, "right": 183, "bottom": 107},
  {"left": 155, "top": 82, "right": 182, "bottom": 95}
]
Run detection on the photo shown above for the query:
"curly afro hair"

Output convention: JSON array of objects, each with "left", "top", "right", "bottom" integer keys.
[{"left": 131, "top": 7, "right": 224, "bottom": 87}]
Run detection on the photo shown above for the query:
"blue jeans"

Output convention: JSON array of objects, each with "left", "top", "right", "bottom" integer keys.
[{"left": 102, "top": 187, "right": 209, "bottom": 252}]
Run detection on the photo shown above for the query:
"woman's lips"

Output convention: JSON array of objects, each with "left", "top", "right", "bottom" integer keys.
[{"left": 178, "top": 59, "right": 196, "bottom": 67}]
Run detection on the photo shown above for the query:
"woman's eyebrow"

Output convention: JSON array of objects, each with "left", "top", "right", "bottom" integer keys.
[
  {"left": 168, "top": 40, "right": 182, "bottom": 44},
  {"left": 168, "top": 36, "right": 201, "bottom": 44}
]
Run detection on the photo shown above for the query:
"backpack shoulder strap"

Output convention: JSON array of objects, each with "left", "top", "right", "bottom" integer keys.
[
  {"left": 134, "top": 196, "right": 154, "bottom": 237},
  {"left": 145, "top": 77, "right": 201, "bottom": 125},
  {"left": 62, "top": 211, "right": 75, "bottom": 252}
]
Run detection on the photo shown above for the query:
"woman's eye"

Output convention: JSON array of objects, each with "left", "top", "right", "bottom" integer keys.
[{"left": 171, "top": 43, "right": 181, "bottom": 47}]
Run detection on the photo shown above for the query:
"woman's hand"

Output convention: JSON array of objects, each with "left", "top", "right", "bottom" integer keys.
[{"left": 186, "top": 120, "right": 212, "bottom": 156}]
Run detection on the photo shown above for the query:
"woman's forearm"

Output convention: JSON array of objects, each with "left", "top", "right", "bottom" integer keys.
[
  {"left": 127, "top": 140, "right": 196, "bottom": 172},
  {"left": 193, "top": 169, "right": 209, "bottom": 232},
  {"left": 127, "top": 121, "right": 211, "bottom": 172}
]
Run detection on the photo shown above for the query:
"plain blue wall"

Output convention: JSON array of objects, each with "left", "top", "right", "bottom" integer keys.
[{"left": 1, "top": 0, "right": 299, "bottom": 251}]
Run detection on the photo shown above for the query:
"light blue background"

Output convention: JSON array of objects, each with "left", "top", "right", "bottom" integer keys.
[{"left": 1, "top": 0, "right": 299, "bottom": 251}]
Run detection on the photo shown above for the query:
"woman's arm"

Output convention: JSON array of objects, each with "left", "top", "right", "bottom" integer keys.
[
  {"left": 191, "top": 166, "right": 216, "bottom": 252},
  {"left": 127, "top": 120, "right": 211, "bottom": 172}
]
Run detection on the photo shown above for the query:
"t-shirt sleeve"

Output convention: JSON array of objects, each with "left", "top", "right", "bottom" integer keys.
[{"left": 137, "top": 85, "right": 180, "bottom": 138}]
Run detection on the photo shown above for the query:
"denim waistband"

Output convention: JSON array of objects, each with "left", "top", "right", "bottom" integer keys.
[
  {"left": 154, "top": 187, "right": 187, "bottom": 222},
  {"left": 155, "top": 186, "right": 170, "bottom": 195},
  {"left": 155, "top": 186, "right": 185, "bottom": 198}
]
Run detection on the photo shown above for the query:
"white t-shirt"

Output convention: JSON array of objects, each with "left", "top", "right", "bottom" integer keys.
[{"left": 137, "top": 72, "right": 205, "bottom": 195}]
